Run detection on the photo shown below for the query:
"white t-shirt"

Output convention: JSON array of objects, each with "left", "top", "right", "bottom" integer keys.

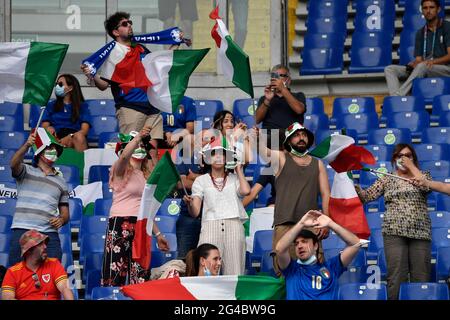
[{"left": 191, "top": 173, "right": 246, "bottom": 221}]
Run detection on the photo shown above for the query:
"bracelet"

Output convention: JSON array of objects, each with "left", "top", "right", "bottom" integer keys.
[{"left": 154, "top": 231, "right": 162, "bottom": 238}]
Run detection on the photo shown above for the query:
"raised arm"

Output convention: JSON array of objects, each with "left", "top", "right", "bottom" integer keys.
[
  {"left": 10, "top": 133, "right": 35, "bottom": 177},
  {"left": 235, "top": 164, "right": 251, "bottom": 197},
  {"left": 80, "top": 64, "right": 109, "bottom": 91}
]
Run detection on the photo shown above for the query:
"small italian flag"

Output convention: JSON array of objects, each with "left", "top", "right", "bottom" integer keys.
[
  {"left": 32, "top": 127, "right": 63, "bottom": 156},
  {"left": 132, "top": 152, "right": 181, "bottom": 269},
  {"left": 210, "top": 6, "right": 254, "bottom": 98},
  {"left": 142, "top": 49, "right": 209, "bottom": 113},
  {"left": 122, "top": 275, "right": 285, "bottom": 300},
  {"left": 329, "top": 172, "right": 370, "bottom": 239},
  {"left": 309, "top": 134, "right": 376, "bottom": 172},
  {"left": 0, "top": 42, "right": 68, "bottom": 105}
]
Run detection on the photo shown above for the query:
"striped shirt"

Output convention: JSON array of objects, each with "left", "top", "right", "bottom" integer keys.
[{"left": 11, "top": 164, "right": 69, "bottom": 233}]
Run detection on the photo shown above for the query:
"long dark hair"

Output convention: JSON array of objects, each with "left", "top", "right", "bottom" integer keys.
[
  {"left": 213, "top": 110, "right": 234, "bottom": 132},
  {"left": 185, "top": 243, "right": 219, "bottom": 277},
  {"left": 391, "top": 143, "right": 420, "bottom": 169},
  {"left": 54, "top": 74, "right": 85, "bottom": 123}
]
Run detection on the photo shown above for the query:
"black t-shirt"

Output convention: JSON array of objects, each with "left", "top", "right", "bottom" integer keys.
[
  {"left": 257, "top": 91, "right": 306, "bottom": 130},
  {"left": 256, "top": 174, "right": 276, "bottom": 206},
  {"left": 414, "top": 19, "right": 450, "bottom": 64}
]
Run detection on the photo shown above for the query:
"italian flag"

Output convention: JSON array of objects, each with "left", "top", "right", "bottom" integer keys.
[
  {"left": 132, "top": 152, "right": 180, "bottom": 269},
  {"left": 142, "top": 49, "right": 209, "bottom": 113},
  {"left": 329, "top": 172, "right": 370, "bottom": 239},
  {"left": 122, "top": 275, "right": 285, "bottom": 300},
  {"left": 210, "top": 6, "right": 254, "bottom": 98},
  {"left": 97, "top": 42, "right": 152, "bottom": 95},
  {"left": 0, "top": 42, "right": 68, "bottom": 105},
  {"left": 309, "top": 134, "right": 376, "bottom": 172}
]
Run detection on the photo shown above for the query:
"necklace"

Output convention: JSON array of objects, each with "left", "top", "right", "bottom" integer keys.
[{"left": 210, "top": 172, "right": 227, "bottom": 192}]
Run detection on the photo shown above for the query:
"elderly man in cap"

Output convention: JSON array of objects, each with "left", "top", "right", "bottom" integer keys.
[
  {"left": 7, "top": 128, "right": 69, "bottom": 266},
  {"left": 252, "top": 122, "right": 331, "bottom": 275},
  {"left": 1, "top": 229, "right": 74, "bottom": 300}
]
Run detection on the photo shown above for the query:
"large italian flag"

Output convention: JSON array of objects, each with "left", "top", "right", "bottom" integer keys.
[
  {"left": 309, "top": 134, "right": 375, "bottom": 172},
  {"left": 0, "top": 42, "right": 68, "bottom": 105},
  {"left": 122, "top": 275, "right": 285, "bottom": 300},
  {"left": 132, "top": 152, "right": 180, "bottom": 269},
  {"left": 329, "top": 172, "right": 370, "bottom": 239},
  {"left": 142, "top": 49, "right": 209, "bottom": 113},
  {"left": 210, "top": 7, "right": 254, "bottom": 98}
]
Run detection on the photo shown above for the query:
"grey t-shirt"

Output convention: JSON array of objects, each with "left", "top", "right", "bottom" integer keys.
[{"left": 414, "top": 20, "right": 450, "bottom": 64}]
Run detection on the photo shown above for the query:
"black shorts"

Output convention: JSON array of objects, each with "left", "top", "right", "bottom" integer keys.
[{"left": 158, "top": 0, "right": 198, "bottom": 21}]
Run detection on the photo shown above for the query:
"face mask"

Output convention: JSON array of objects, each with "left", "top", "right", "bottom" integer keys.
[
  {"left": 290, "top": 144, "right": 309, "bottom": 157},
  {"left": 43, "top": 149, "right": 58, "bottom": 163},
  {"left": 396, "top": 159, "right": 406, "bottom": 171},
  {"left": 297, "top": 255, "right": 317, "bottom": 266},
  {"left": 203, "top": 267, "right": 212, "bottom": 276},
  {"left": 132, "top": 147, "right": 146, "bottom": 160},
  {"left": 55, "top": 84, "right": 66, "bottom": 97}
]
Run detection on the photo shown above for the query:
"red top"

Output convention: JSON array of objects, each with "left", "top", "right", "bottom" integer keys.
[{"left": 1, "top": 258, "right": 67, "bottom": 300}]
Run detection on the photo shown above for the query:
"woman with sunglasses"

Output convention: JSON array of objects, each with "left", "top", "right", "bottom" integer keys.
[
  {"left": 42, "top": 74, "right": 90, "bottom": 152},
  {"left": 355, "top": 143, "right": 432, "bottom": 300}
]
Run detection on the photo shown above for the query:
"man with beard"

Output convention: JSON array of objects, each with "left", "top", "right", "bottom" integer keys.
[
  {"left": 384, "top": 0, "right": 450, "bottom": 96},
  {"left": 252, "top": 122, "right": 330, "bottom": 275},
  {"left": 1, "top": 230, "right": 74, "bottom": 300}
]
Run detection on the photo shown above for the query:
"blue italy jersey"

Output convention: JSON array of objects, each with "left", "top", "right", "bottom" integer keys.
[
  {"left": 282, "top": 254, "right": 346, "bottom": 300},
  {"left": 162, "top": 96, "right": 196, "bottom": 133}
]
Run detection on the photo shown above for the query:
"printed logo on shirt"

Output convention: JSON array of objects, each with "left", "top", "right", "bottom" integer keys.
[
  {"left": 319, "top": 267, "right": 331, "bottom": 279},
  {"left": 42, "top": 274, "right": 51, "bottom": 283},
  {"left": 178, "top": 105, "right": 185, "bottom": 114},
  {"left": 20, "top": 282, "right": 27, "bottom": 288},
  {"left": 168, "top": 201, "right": 181, "bottom": 215}
]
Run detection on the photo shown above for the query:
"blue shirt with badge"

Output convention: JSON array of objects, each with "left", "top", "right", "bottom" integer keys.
[
  {"left": 282, "top": 254, "right": 346, "bottom": 300},
  {"left": 162, "top": 96, "right": 196, "bottom": 133}
]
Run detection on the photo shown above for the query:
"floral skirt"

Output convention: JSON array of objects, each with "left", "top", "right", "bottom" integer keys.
[{"left": 101, "top": 216, "right": 150, "bottom": 287}]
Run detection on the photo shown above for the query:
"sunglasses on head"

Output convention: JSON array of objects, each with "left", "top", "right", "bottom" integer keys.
[
  {"left": 32, "top": 273, "right": 41, "bottom": 289},
  {"left": 116, "top": 20, "right": 133, "bottom": 29}
]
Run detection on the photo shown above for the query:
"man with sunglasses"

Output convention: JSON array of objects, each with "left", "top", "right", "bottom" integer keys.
[
  {"left": 1, "top": 230, "right": 74, "bottom": 300},
  {"left": 255, "top": 65, "right": 306, "bottom": 150}
]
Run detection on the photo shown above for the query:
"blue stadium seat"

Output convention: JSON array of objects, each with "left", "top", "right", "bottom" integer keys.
[
  {"left": 0, "top": 149, "right": 15, "bottom": 165},
  {"left": 322, "top": 231, "right": 346, "bottom": 250},
  {"left": 195, "top": 117, "right": 214, "bottom": 131},
  {"left": 98, "top": 132, "right": 120, "bottom": 148},
  {"left": 412, "top": 78, "right": 450, "bottom": 104},
  {"left": 258, "top": 251, "right": 276, "bottom": 277},
  {"left": 415, "top": 144, "right": 448, "bottom": 161},
  {"left": 351, "top": 31, "right": 392, "bottom": 47},
  {"left": 157, "top": 198, "right": 182, "bottom": 217},
  {"left": 80, "top": 215, "right": 108, "bottom": 239},
  {"left": 432, "top": 95, "right": 450, "bottom": 116},
  {"left": 0, "top": 131, "right": 27, "bottom": 150},
  {"left": 82, "top": 252, "right": 103, "bottom": 283},
  {"left": 102, "top": 183, "right": 113, "bottom": 200},
  {"left": 68, "top": 198, "right": 83, "bottom": 228},
  {"left": 88, "top": 165, "right": 111, "bottom": 184},
  {"left": 436, "top": 193, "right": 450, "bottom": 211},
  {"left": 0, "top": 102, "right": 24, "bottom": 125},
  {"left": 54, "top": 164, "right": 81, "bottom": 186},
  {"left": 255, "top": 184, "right": 272, "bottom": 209},
  {"left": 61, "top": 252, "right": 74, "bottom": 271},
  {"left": 402, "top": 14, "right": 426, "bottom": 31},
  {"left": 0, "top": 198, "right": 17, "bottom": 217},
  {"left": 367, "top": 128, "right": 412, "bottom": 145},
  {"left": 398, "top": 28, "right": 416, "bottom": 60},
  {"left": 80, "top": 233, "right": 106, "bottom": 264},
  {"left": 0, "top": 232, "right": 10, "bottom": 252},
  {"left": 154, "top": 215, "right": 178, "bottom": 234},
  {"left": 87, "top": 116, "right": 119, "bottom": 142},
  {"left": 430, "top": 211, "right": 450, "bottom": 229},
  {"left": 0, "top": 252, "right": 9, "bottom": 267},
  {"left": 382, "top": 96, "right": 425, "bottom": 117},
  {"left": 338, "top": 267, "right": 367, "bottom": 285},
  {"left": 195, "top": 100, "right": 224, "bottom": 118},
  {"left": 439, "top": 112, "right": 450, "bottom": 127},
  {"left": 303, "top": 114, "right": 329, "bottom": 132},
  {"left": 0, "top": 216, "right": 11, "bottom": 233},
  {"left": 84, "top": 99, "right": 115, "bottom": 116},
  {"left": 29, "top": 104, "right": 43, "bottom": 128},
  {"left": 366, "top": 212, "right": 384, "bottom": 230},
  {"left": 436, "top": 246, "right": 450, "bottom": 282},
  {"left": 84, "top": 269, "right": 101, "bottom": 299},
  {"left": 240, "top": 116, "right": 257, "bottom": 128},
  {"left": 399, "top": 44, "right": 415, "bottom": 66},
  {"left": 308, "top": 0, "right": 348, "bottom": 18},
  {"left": 233, "top": 99, "right": 258, "bottom": 119},
  {"left": 339, "top": 283, "right": 388, "bottom": 300},
  {"left": 151, "top": 232, "right": 177, "bottom": 252},
  {"left": 332, "top": 97, "right": 376, "bottom": 119},
  {"left": 352, "top": 0, "right": 395, "bottom": 10},
  {"left": 300, "top": 47, "right": 344, "bottom": 75},
  {"left": 305, "top": 97, "right": 325, "bottom": 115},
  {"left": 368, "top": 228, "right": 384, "bottom": 257},
  {"left": 0, "top": 166, "right": 14, "bottom": 183},
  {"left": 349, "top": 45, "right": 393, "bottom": 73},
  {"left": 360, "top": 161, "right": 393, "bottom": 185},
  {"left": 58, "top": 232, "right": 72, "bottom": 255},
  {"left": 58, "top": 220, "right": 71, "bottom": 236},
  {"left": 365, "top": 197, "right": 386, "bottom": 213},
  {"left": 306, "top": 17, "right": 347, "bottom": 34},
  {"left": 91, "top": 286, "right": 131, "bottom": 300},
  {"left": 353, "top": 13, "right": 395, "bottom": 35},
  {"left": 399, "top": 283, "right": 449, "bottom": 300},
  {"left": 303, "top": 33, "right": 346, "bottom": 49},
  {"left": 150, "top": 250, "right": 178, "bottom": 268},
  {"left": 251, "top": 230, "right": 273, "bottom": 266},
  {"left": 386, "top": 111, "right": 430, "bottom": 139},
  {"left": 431, "top": 227, "right": 450, "bottom": 252},
  {"left": 0, "top": 115, "right": 23, "bottom": 132},
  {"left": 323, "top": 248, "right": 367, "bottom": 268},
  {"left": 420, "top": 160, "right": 450, "bottom": 178},
  {"left": 93, "top": 198, "right": 112, "bottom": 216},
  {"left": 421, "top": 127, "right": 450, "bottom": 144},
  {"left": 365, "top": 145, "right": 394, "bottom": 162},
  {"left": 335, "top": 113, "right": 379, "bottom": 139}
]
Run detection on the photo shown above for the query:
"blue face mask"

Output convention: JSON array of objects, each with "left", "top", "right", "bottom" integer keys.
[
  {"left": 55, "top": 84, "right": 66, "bottom": 97},
  {"left": 204, "top": 267, "right": 212, "bottom": 276},
  {"left": 297, "top": 255, "right": 317, "bottom": 266}
]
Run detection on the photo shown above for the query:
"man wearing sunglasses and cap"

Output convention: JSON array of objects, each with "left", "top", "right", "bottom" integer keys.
[
  {"left": 1, "top": 229, "right": 74, "bottom": 300},
  {"left": 251, "top": 122, "right": 331, "bottom": 276},
  {"left": 7, "top": 128, "right": 69, "bottom": 267}
]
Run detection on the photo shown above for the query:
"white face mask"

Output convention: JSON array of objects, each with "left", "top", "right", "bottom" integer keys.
[
  {"left": 132, "top": 147, "right": 146, "bottom": 160},
  {"left": 297, "top": 255, "right": 317, "bottom": 266},
  {"left": 396, "top": 159, "right": 406, "bottom": 171},
  {"left": 43, "top": 149, "right": 58, "bottom": 163}
]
